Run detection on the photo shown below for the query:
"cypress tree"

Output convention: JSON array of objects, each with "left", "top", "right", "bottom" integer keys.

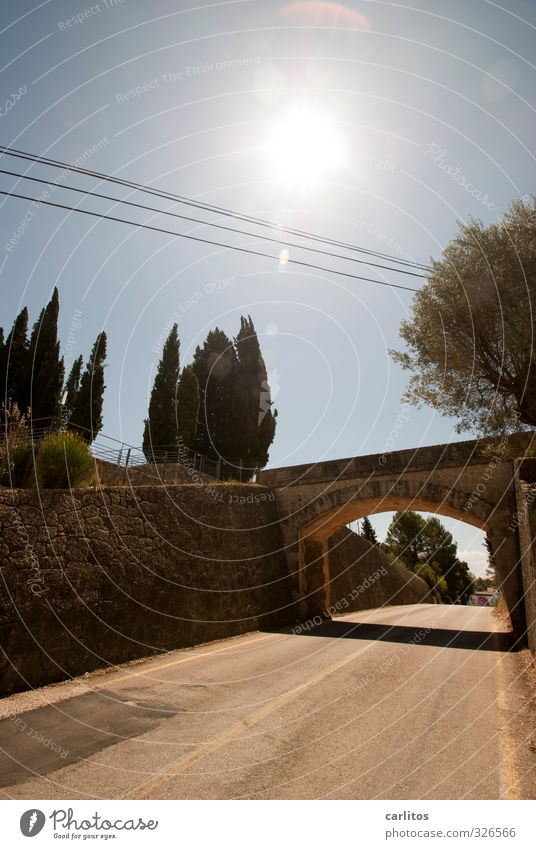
[
  {"left": 28, "top": 288, "right": 64, "bottom": 429},
  {"left": 177, "top": 365, "right": 200, "bottom": 448},
  {"left": 63, "top": 354, "right": 84, "bottom": 411},
  {"left": 142, "top": 324, "right": 180, "bottom": 460},
  {"left": 0, "top": 327, "right": 4, "bottom": 408},
  {"left": 69, "top": 332, "right": 107, "bottom": 442},
  {"left": 231, "top": 315, "right": 276, "bottom": 477},
  {"left": 191, "top": 328, "right": 236, "bottom": 463},
  {"left": 361, "top": 516, "right": 378, "bottom": 544},
  {"left": 4, "top": 307, "right": 29, "bottom": 412}
]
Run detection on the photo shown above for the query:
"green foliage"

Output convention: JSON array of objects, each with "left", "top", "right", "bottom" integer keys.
[
  {"left": 142, "top": 324, "right": 180, "bottom": 460},
  {"left": 69, "top": 332, "right": 107, "bottom": 443},
  {"left": 361, "top": 516, "right": 378, "bottom": 544},
  {"left": 177, "top": 365, "right": 199, "bottom": 448},
  {"left": 28, "top": 288, "right": 64, "bottom": 429},
  {"left": 63, "top": 354, "right": 83, "bottom": 409},
  {"left": 0, "top": 403, "right": 33, "bottom": 487},
  {"left": 35, "top": 431, "right": 93, "bottom": 488},
  {"left": 231, "top": 315, "right": 277, "bottom": 478},
  {"left": 3, "top": 307, "right": 29, "bottom": 413},
  {"left": 191, "top": 327, "right": 237, "bottom": 466},
  {"left": 391, "top": 197, "right": 536, "bottom": 434},
  {"left": 384, "top": 510, "right": 474, "bottom": 604}
]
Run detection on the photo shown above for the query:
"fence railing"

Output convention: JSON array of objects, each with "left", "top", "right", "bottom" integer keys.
[{"left": 1, "top": 417, "right": 258, "bottom": 482}]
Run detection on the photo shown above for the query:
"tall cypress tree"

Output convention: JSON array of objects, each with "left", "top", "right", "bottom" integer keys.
[
  {"left": 28, "top": 288, "right": 64, "bottom": 429},
  {"left": 63, "top": 354, "right": 84, "bottom": 411},
  {"left": 69, "top": 332, "right": 107, "bottom": 442},
  {"left": 231, "top": 315, "right": 276, "bottom": 476},
  {"left": 0, "top": 327, "right": 5, "bottom": 409},
  {"left": 177, "top": 365, "right": 200, "bottom": 448},
  {"left": 4, "top": 307, "right": 29, "bottom": 412},
  {"left": 191, "top": 328, "right": 236, "bottom": 462},
  {"left": 142, "top": 324, "right": 180, "bottom": 460}
]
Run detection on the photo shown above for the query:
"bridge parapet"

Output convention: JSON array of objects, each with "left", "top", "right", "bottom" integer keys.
[{"left": 257, "top": 435, "right": 526, "bottom": 488}]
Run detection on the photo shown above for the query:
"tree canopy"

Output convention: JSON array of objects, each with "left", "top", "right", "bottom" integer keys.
[
  {"left": 361, "top": 516, "right": 378, "bottom": 544},
  {"left": 384, "top": 510, "right": 474, "bottom": 604},
  {"left": 142, "top": 324, "right": 180, "bottom": 459},
  {"left": 391, "top": 197, "right": 536, "bottom": 434},
  {"left": 28, "top": 288, "right": 64, "bottom": 430},
  {"left": 69, "top": 332, "right": 107, "bottom": 443}
]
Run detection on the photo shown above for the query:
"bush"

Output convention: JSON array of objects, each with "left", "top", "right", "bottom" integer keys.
[
  {"left": 35, "top": 432, "right": 94, "bottom": 488},
  {"left": 0, "top": 403, "right": 33, "bottom": 487},
  {"left": 0, "top": 444, "right": 33, "bottom": 488}
]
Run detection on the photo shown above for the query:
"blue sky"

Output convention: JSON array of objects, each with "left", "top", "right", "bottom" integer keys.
[{"left": 1, "top": 0, "right": 535, "bottom": 576}]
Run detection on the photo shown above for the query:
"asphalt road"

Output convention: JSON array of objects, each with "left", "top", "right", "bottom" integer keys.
[{"left": 1, "top": 603, "right": 534, "bottom": 800}]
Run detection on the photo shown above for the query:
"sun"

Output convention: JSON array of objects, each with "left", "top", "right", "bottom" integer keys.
[{"left": 263, "top": 103, "right": 349, "bottom": 193}]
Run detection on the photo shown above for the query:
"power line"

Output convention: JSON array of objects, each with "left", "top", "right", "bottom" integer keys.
[
  {"left": 0, "top": 188, "right": 419, "bottom": 293},
  {"left": 0, "top": 166, "right": 426, "bottom": 280},
  {"left": 0, "top": 144, "right": 431, "bottom": 272}
]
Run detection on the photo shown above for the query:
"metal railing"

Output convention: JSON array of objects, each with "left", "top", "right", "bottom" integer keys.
[{"left": 1, "top": 416, "right": 258, "bottom": 482}]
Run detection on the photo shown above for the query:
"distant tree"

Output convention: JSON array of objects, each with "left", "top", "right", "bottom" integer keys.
[
  {"left": 191, "top": 327, "right": 236, "bottom": 465},
  {"left": 27, "top": 288, "right": 64, "bottom": 430},
  {"left": 3, "top": 307, "right": 29, "bottom": 412},
  {"left": 384, "top": 510, "right": 472, "bottom": 603},
  {"left": 391, "top": 197, "right": 536, "bottom": 434},
  {"left": 142, "top": 324, "right": 180, "bottom": 460},
  {"left": 473, "top": 576, "right": 489, "bottom": 592},
  {"left": 231, "top": 315, "right": 277, "bottom": 478},
  {"left": 63, "top": 355, "right": 84, "bottom": 411},
  {"left": 361, "top": 516, "right": 378, "bottom": 544},
  {"left": 176, "top": 365, "right": 199, "bottom": 448},
  {"left": 69, "top": 332, "right": 107, "bottom": 442},
  {"left": 384, "top": 510, "right": 426, "bottom": 570},
  {"left": 483, "top": 535, "right": 497, "bottom": 587}
]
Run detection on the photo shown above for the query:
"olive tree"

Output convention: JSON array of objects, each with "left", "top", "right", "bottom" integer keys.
[{"left": 391, "top": 197, "right": 536, "bottom": 433}]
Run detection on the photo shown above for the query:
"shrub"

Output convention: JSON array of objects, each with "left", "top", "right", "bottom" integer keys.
[
  {"left": 35, "top": 431, "right": 94, "bottom": 488},
  {"left": 0, "top": 403, "right": 33, "bottom": 487}
]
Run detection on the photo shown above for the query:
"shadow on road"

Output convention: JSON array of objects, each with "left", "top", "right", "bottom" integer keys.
[{"left": 267, "top": 619, "right": 517, "bottom": 652}]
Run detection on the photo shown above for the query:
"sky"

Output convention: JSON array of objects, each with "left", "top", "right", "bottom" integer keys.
[{"left": 1, "top": 0, "right": 535, "bottom": 577}]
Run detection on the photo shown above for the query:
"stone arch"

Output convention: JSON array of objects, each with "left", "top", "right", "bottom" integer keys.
[
  {"left": 284, "top": 474, "right": 523, "bottom": 631},
  {"left": 297, "top": 477, "right": 497, "bottom": 543}
]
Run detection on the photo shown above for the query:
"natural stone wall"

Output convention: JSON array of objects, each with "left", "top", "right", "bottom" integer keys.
[
  {"left": 0, "top": 484, "right": 294, "bottom": 696},
  {"left": 94, "top": 458, "right": 213, "bottom": 487},
  {"left": 0, "top": 485, "right": 434, "bottom": 697},
  {"left": 328, "top": 527, "right": 433, "bottom": 613},
  {"left": 514, "top": 474, "right": 536, "bottom": 655}
]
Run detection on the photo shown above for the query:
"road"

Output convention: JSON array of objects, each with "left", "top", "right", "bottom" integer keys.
[{"left": 0, "top": 603, "right": 534, "bottom": 800}]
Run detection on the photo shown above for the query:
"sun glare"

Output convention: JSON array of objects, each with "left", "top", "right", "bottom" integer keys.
[{"left": 263, "top": 103, "right": 348, "bottom": 193}]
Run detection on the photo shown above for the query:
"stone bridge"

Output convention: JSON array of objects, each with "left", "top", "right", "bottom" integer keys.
[{"left": 257, "top": 436, "right": 534, "bottom": 635}]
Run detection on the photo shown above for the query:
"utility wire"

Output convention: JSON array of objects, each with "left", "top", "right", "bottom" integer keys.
[
  {"left": 0, "top": 188, "right": 419, "bottom": 293},
  {"left": 0, "top": 144, "right": 431, "bottom": 272},
  {"left": 0, "top": 167, "right": 426, "bottom": 280}
]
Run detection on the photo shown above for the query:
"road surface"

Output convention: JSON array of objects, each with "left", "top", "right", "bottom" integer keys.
[{"left": 1, "top": 603, "right": 534, "bottom": 799}]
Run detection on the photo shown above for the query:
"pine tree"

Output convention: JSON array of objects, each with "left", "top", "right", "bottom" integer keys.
[
  {"left": 4, "top": 307, "right": 29, "bottom": 412},
  {"left": 191, "top": 328, "right": 236, "bottom": 462},
  {"left": 231, "top": 315, "right": 276, "bottom": 478},
  {"left": 69, "top": 332, "right": 107, "bottom": 442},
  {"left": 142, "top": 324, "right": 180, "bottom": 460},
  {"left": 177, "top": 365, "right": 199, "bottom": 448},
  {"left": 63, "top": 355, "right": 84, "bottom": 410},
  {"left": 361, "top": 516, "right": 378, "bottom": 544},
  {"left": 27, "top": 288, "right": 64, "bottom": 429}
]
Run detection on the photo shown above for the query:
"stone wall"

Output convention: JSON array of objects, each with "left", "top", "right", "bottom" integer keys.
[
  {"left": 94, "top": 458, "right": 213, "bottom": 487},
  {"left": 0, "top": 484, "right": 294, "bottom": 696},
  {"left": 514, "top": 472, "right": 536, "bottom": 655},
  {"left": 328, "top": 527, "right": 433, "bottom": 613},
  {"left": 0, "top": 485, "right": 434, "bottom": 697}
]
